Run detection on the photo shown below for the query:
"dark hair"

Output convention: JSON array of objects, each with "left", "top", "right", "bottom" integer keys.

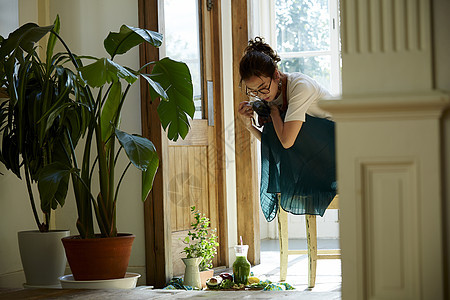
[{"left": 239, "top": 37, "right": 280, "bottom": 84}]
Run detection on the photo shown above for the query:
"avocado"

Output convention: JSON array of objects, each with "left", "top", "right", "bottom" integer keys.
[{"left": 206, "top": 276, "right": 223, "bottom": 289}]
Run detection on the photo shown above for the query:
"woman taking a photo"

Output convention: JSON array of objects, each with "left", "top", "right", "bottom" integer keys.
[{"left": 237, "top": 37, "right": 337, "bottom": 222}]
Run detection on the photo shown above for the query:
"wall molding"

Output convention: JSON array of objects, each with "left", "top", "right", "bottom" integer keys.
[
  {"left": 357, "top": 157, "right": 421, "bottom": 299},
  {"left": 320, "top": 91, "right": 450, "bottom": 121}
]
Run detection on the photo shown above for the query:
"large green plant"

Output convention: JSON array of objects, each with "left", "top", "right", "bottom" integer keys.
[
  {"left": 1, "top": 17, "right": 194, "bottom": 239},
  {"left": 0, "top": 16, "right": 84, "bottom": 232}
]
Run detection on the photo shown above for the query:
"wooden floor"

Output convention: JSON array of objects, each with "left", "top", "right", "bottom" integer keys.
[
  {"left": 0, "top": 287, "right": 340, "bottom": 299},
  {"left": 0, "top": 239, "right": 341, "bottom": 299},
  {"left": 255, "top": 238, "right": 341, "bottom": 291}
]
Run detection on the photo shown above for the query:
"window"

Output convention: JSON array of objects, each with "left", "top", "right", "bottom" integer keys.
[
  {"left": 159, "top": 0, "right": 203, "bottom": 118},
  {"left": 249, "top": 0, "right": 341, "bottom": 95}
]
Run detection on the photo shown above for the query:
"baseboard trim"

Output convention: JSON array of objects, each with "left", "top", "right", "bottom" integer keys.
[{"left": 0, "top": 270, "right": 26, "bottom": 288}]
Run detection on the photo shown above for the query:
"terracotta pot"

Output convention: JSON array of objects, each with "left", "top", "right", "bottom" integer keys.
[
  {"left": 61, "top": 234, "right": 135, "bottom": 281},
  {"left": 199, "top": 269, "right": 214, "bottom": 289}
]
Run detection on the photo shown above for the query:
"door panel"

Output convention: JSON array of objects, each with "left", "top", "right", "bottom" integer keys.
[{"left": 160, "top": 0, "right": 225, "bottom": 276}]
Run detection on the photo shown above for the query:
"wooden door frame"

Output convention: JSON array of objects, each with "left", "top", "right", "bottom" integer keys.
[
  {"left": 138, "top": 0, "right": 172, "bottom": 288},
  {"left": 138, "top": 0, "right": 228, "bottom": 287},
  {"left": 201, "top": 0, "right": 229, "bottom": 269},
  {"left": 231, "top": 0, "right": 260, "bottom": 265}
]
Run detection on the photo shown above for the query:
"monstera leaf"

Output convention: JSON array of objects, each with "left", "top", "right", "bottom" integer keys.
[
  {"left": 115, "top": 128, "right": 159, "bottom": 201},
  {"left": 104, "top": 25, "right": 163, "bottom": 59},
  {"left": 149, "top": 57, "right": 194, "bottom": 141},
  {"left": 78, "top": 58, "right": 138, "bottom": 87}
]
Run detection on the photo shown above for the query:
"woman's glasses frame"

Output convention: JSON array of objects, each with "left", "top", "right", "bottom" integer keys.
[{"left": 245, "top": 77, "right": 273, "bottom": 97}]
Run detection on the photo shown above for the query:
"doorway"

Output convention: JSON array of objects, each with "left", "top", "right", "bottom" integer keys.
[{"left": 158, "top": 0, "right": 227, "bottom": 276}]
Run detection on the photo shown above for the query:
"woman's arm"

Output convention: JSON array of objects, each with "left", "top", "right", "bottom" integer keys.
[
  {"left": 238, "top": 101, "right": 262, "bottom": 141},
  {"left": 270, "top": 105, "right": 303, "bottom": 148}
]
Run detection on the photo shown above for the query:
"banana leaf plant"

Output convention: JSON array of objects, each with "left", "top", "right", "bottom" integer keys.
[
  {"left": 0, "top": 16, "right": 84, "bottom": 232},
  {"left": 35, "top": 21, "right": 194, "bottom": 239}
]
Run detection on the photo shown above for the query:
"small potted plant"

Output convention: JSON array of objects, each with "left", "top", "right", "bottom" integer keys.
[{"left": 181, "top": 206, "right": 219, "bottom": 289}]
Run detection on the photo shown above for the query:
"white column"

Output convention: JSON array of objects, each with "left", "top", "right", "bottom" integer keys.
[
  {"left": 341, "top": 0, "right": 433, "bottom": 94},
  {"left": 320, "top": 0, "right": 450, "bottom": 299}
]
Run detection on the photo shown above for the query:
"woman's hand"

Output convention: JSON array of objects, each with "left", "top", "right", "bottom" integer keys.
[{"left": 238, "top": 101, "right": 254, "bottom": 128}]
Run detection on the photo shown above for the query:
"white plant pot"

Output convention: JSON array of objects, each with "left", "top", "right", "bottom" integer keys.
[
  {"left": 59, "top": 272, "right": 141, "bottom": 289},
  {"left": 18, "top": 230, "right": 69, "bottom": 288},
  {"left": 182, "top": 257, "right": 202, "bottom": 289}
]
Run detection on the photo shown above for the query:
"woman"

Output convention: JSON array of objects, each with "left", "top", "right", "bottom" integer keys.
[{"left": 237, "top": 37, "right": 337, "bottom": 222}]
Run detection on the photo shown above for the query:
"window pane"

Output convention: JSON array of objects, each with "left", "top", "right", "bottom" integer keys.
[
  {"left": 279, "top": 55, "right": 331, "bottom": 91},
  {"left": 275, "top": 0, "right": 330, "bottom": 52},
  {"left": 163, "top": 0, "right": 202, "bottom": 119}
]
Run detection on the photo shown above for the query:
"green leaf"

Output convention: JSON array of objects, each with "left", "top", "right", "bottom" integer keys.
[
  {"left": 115, "top": 128, "right": 159, "bottom": 170},
  {"left": 78, "top": 58, "right": 138, "bottom": 88},
  {"left": 101, "top": 81, "right": 122, "bottom": 142},
  {"left": 104, "top": 25, "right": 163, "bottom": 59},
  {"left": 140, "top": 73, "right": 168, "bottom": 101},
  {"left": 1, "top": 132, "right": 21, "bottom": 178},
  {"left": 142, "top": 153, "right": 158, "bottom": 202},
  {"left": 37, "top": 163, "right": 72, "bottom": 214},
  {"left": 0, "top": 23, "right": 54, "bottom": 58},
  {"left": 115, "top": 128, "right": 159, "bottom": 201},
  {"left": 46, "top": 15, "right": 60, "bottom": 68},
  {"left": 151, "top": 58, "right": 194, "bottom": 141}
]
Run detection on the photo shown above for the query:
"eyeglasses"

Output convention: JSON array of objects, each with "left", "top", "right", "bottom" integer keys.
[{"left": 245, "top": 78, "right": 272, "bottom": 97}]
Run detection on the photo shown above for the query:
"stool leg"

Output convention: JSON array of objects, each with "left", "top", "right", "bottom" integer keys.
[
  {"left": 278, "top": 206, "right": 288, "bottom": 281},
  {"left": 306, "top": 215, "right": 317, "bottom": 288}
]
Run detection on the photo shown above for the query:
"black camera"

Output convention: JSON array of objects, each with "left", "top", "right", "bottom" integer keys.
[{"left": 251, "top": 99, "right": 271, "bottom": 118}]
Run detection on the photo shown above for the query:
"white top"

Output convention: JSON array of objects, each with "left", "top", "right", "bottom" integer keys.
[{"left": 271, "top": 72, "right": 332, "bottom": 122}]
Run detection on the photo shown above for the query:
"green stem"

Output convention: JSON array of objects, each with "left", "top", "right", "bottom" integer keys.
[
  {"left": 100, "top": 84, "right": 113, "bottom": 111},
  {"left": 50, "top": 30, "right": 80, "bottom": 69},
  {"left": 114, "top": 161, "right": 132, "bottom": 206},
  {"left": 94, "top": 86, "right": 104, "bottom": 120},
  {"left": 108, "top": 128, "right": 115, "bottom": 218},
  {"left": 138, "top": 61, "right": 156, "bottom": 72},
  {"left": 51, "top": 30, "right": 96, "bottom": 110},
  {"left": 76, "top": 123, "right": 96, "bottom": 238},
  {"left": 65, "top": 128, "right": 78, "bottom": 169},
  {"left": 115, "top": 85, "right": 131, "bottom": 125},
  {"left": 114, "top": 146, "right": 123, "bottom": 165},
  {"left": 23, "top": 158, "right": 44, "bottom": 232},
  {"left": 89, "top": 157, "right": 98, "bottom": 184}
]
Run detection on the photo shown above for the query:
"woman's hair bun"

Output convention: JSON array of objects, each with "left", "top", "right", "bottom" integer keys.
[{"left": 245, "top": 36, "right": 280, "bottom": 63}]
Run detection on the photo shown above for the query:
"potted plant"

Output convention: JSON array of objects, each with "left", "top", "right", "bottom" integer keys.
[
  {"left": 0, "top": 16, "right": 79, "bottom": 287},
  {"left": 25, "top": 19, "right": 194, "bottom": 284},
  {"left": 181, "top": 206, "right": 219, "bottom": 289}
]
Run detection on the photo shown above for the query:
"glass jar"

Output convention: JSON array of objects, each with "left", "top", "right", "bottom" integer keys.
[{"left": 232, "top": 245, "right": 251, "bottom": 284}]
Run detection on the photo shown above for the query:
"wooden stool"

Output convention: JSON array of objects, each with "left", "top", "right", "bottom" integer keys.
[{"left": 278, "top": 195, "right": 340, "bottom": 288}]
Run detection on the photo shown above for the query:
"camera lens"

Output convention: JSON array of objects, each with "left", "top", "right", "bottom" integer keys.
[{"left": 251, "top": 100, "right": 271, "bottom": 118}]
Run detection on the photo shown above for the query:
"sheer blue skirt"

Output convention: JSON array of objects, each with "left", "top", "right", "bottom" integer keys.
[{"left": 260, "top": 114, "right": 337, "bottom": 222}]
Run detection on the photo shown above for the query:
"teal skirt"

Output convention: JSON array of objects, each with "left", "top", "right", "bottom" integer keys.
[{"left": 260, "top": 114, "right": 337, "bottom": 222}]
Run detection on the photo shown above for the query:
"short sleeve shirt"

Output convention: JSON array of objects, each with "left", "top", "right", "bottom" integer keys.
[{"left": 271, "top": 72, "right": 332, "bottom": 122}]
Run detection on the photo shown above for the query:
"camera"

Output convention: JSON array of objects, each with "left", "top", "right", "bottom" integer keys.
[{"left": 250, "top": 99, "right": 271, "bottom": 118}]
